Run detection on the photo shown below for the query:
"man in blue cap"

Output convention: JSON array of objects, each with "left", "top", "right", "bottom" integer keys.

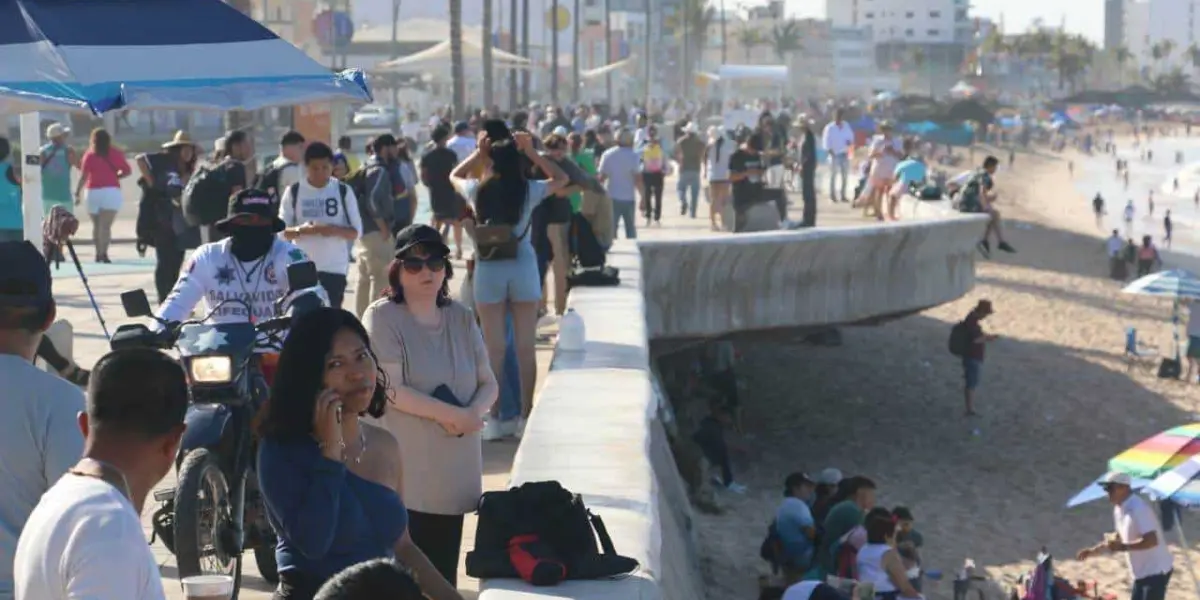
[{"left": 0, "top": 241, "right": 85, "bottom": 597}]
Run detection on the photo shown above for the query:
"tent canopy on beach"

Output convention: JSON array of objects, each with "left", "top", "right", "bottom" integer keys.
[{"left": 0, "top": 0, "right": 371, "bottom": 114}]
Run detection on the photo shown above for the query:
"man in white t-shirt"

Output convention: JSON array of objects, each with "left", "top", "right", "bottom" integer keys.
[
  {"left": 821, "top": 109, "right": 855, "bottom": 202},
  {"left": 1077, "top": 472, "right": 1174, "bottom": 600},
  {"left": 445, "top": 121, "right": 477, "bottom": 164},
  {"left": 1186, "top": 301, "right": 1200, "bottom": 382},
  {"left": 14, "top": 348, "right": 188, "bottom": 600},
  {"left": 280, "top": 141, "right": 363, "bottom": 310}
]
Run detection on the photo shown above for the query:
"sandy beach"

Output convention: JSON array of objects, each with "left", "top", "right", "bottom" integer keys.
[{"left": 693, "top": 135, "right": 1200, "bottom": 600}]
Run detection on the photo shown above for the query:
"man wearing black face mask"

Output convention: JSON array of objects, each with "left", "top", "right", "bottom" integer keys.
[{"left": 156, "top": 189, "right": 314, "bottom": 331}]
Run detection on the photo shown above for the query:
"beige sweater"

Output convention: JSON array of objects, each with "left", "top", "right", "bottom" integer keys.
[{"left": 362, "top": 298, "right": 490, "bottom": 515}]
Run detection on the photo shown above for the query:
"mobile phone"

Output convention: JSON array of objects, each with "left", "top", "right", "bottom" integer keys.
[{"left": 335, "top": 403, "right": 343, "bottom": 424}]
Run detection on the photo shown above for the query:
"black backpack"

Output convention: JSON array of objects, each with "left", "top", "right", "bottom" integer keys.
[
  {"left": 287, "top": 182, "right": 351, "bottom": 226},
  {"left": 948, "top": 320, "right": 971, "bottom": 357},
  {"left": 256, "top": 160, "right": 296, "bottom": 200},
  {"left": 342, "top": 163, "right": 377, "bottom": 206},
  {"left": 181, "top": 162, "right": 234, "bottom": 226},
  {"left": 465, "top": 480, "right": 637, "bottom": 582}
]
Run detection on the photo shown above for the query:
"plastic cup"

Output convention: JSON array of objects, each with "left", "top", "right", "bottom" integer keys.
[{"left": 181, "top": 575, "right": 234, "bottom": 600}]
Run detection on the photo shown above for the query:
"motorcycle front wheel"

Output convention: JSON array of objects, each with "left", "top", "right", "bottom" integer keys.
[{"left": 174, "top": 448, "right": 243, "bottom": 598}]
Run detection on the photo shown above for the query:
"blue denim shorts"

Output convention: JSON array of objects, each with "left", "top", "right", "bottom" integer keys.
[
  {"left": 473, "top": 255, "right": 543, "bottom": 305},
  {"left": 963, "top": 358, "right": 983, "bottom": 390}
]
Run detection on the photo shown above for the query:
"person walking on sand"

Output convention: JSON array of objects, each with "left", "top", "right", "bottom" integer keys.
[
  {"left": 1148, "top": 191, "right": 1155, "bottom": 217},
  {"left": 1164, "top": 210, "right": 1173, "bottom": 248},
  {"left": 1124, "top": 200, "right": 1136, "bottom": 236},
  {"left": 1093, "top": 193, "right": 1106, "bottom": 228},
  {"left": 1185, "top": 301, "right": 1200, "bottom": 384},
  {"left": 955, "top": 300, "right": 997, "bottom": 417},
  {"left": 1077, "top": 472, "right": 1174, "bottom": 600}
]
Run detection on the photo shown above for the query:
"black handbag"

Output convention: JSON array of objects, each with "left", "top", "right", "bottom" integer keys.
[
  {"left": 1158, "top": 357, "right": 1182, "bottom": 379},
  {"left": 475, "top": 218, "right": 531, "bottom": 262}
]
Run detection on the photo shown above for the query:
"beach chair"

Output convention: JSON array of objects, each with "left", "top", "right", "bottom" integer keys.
[{"left": 1125, "top": 327, "right": 1159, "bottom": 372}]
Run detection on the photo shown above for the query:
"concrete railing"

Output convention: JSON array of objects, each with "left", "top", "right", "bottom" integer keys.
[
  {"left": 638, "top": 200, "right": 988, "bottom": 340},
  {"left": 478, "top": 241, "right": 706, "bottom": 600}
]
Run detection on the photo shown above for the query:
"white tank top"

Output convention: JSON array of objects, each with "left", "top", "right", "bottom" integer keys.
[{"left": 856, "top": 543, "right": 897, "bottom": 594}]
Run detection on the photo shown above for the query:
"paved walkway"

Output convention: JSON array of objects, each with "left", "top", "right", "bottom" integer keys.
[{"left": 48, "top": 170, "right": 883, "bottom": 599}]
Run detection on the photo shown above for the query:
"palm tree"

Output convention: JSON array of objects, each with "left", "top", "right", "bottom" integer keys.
[
  {"left": 482, "top": 0, "right": 494, "bottom": 110},
  {"left": 769, "top": 19, "right": 802, "bottom": 63},
  {"left": 1048, "top": 32, "right": 1093, "bottom": 93},
  {"left": 449, "top": 0, "right": 465, "bottom": 115},
  {"left": 719, "top": 0, "right": 728, "bottom": 64},
  {"left": 677, "top": 0, "right": 713, "bottom": 96},
  {"left": 1154, "top": 67, "right": 1191, "bottom": 94},
  {"left": 573, "top": 0, "right": 581, "bottom": 102},
  {"left": 735, "top": 26, "right": 763, "bottom": 62},
  {"left": 1188, "top": 43, "right": 1200, "bottom": 72},
  {"left": 509, "top": 0, "right": 519, "bottom": 108},
  {"left": 551, "top": 0, "right": 560, "bottom": 102},
  {"left": 1115, "top": 45, "right": 1132, "bottom": 86}
]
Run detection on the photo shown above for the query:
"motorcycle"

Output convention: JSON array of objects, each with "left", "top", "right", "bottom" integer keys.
[{"left": 110, "top": 261, "right": 326, "bottom": 598}]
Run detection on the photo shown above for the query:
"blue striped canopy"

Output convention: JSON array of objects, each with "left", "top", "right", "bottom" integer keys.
[
  {"left": 1123, "top": 270, "right": 1200, "bottom": 300},
  {"left": 0, "top": 0, "right": 371, "bottom": 115}
]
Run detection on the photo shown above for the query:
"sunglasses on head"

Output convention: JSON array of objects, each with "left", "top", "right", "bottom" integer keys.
[{"left": 401, "top": 255, "right": 447, "bottom": 274}]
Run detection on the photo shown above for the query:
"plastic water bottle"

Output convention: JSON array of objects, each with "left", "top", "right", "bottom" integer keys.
[{"left": 557, "top": 309, "right": 586, "bottom": 351}]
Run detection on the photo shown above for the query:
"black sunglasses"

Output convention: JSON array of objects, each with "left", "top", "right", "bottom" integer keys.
[{"left": 400, "top": 256, "right": 447, "bottom": 274}]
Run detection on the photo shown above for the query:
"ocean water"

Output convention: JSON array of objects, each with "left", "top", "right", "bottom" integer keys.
[{"left": 1073, "top": 136, "right": 1200, "bottom": 253}]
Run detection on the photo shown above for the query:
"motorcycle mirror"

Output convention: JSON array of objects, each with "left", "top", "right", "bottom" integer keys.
[
  {"left": 287, "top": 261, "right": 319, "bottom": 292},
  {"left": 120, "top": 289, "right": 153, "bottom": 318}
]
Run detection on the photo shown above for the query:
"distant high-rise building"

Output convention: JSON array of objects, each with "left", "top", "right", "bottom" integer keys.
[
  {"left": 825, "top": 0, "right": 966, "bottom": 44},
  {"left": 1105, "top": 0, "right": 1125, "bottom": 49}
]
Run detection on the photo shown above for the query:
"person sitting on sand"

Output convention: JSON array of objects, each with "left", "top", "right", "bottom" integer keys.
[
  {"left": 956, "top": 156, "right": 1016, "bottom": 258},
  {"left": 812, "top": 468, "right": 844, "bottom": 525},
  {"left": 857, "top": 511, "right": 924, "bottom": 600},
  {"left": 818, "top": 476, "right": 877, "bottom": 576},
  {"left": 1076, "top": 472, "right": 1174, "bottom": 600},
  {"left": 775, "top": 473, "right": 819, "bottom": 582},
  {"left": 893, "top": 506, "right": 924, "bottom": 592}
]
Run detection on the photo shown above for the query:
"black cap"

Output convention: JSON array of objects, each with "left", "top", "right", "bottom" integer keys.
[
  {"left": 216, "top": 189, "right": 286, "bottom": 232},
  {"left": 784, "top": 472, "right": 814, "bottom": 490},
  {"left": 454, "top": 121, "right": 471, "bottom": 133},
  {"left": 0, "top": 241, "right": 52, "bottom": 308},
  {"left": 373, "top": 133, "right": 398, "bottom": 149},
  {"left": 394, "top": 224, "right": 450, "bottom": 258}
]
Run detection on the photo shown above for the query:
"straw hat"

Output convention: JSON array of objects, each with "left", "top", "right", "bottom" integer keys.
[{"left": 162, "top": 130, "right": 196, "bottom": 149}]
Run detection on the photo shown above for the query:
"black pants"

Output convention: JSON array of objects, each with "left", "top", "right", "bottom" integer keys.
[
  {"left": 801, "top": 168, "right": 817, "bottom": 227},
  {"left": 318, "top": 272, "right": 348, "bottom": 310},
  {"left": 155, "top": 246, "right": 185, "bottom": 304},
  {"left": 407, "top": 510, "right": 464, "bottom": 587},
  {"left": 272, "top": 569, "right": 322, "bottom": 600},
  {"left": 37, "top": 337, "right": 70, "bottom": 372},
  {"left": 1132, "top": 571, "right": 1172, "bottom": 600},
  {"left": 692, "top": 420, "right": 733, "bottom": 486},
  {"left": 642, "top": 172, "right": 664, "bottom": 222}
]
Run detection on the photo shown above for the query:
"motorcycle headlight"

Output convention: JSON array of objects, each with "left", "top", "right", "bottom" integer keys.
[{"left": 189, "top": 356, "right": 232, "bottom": 384}]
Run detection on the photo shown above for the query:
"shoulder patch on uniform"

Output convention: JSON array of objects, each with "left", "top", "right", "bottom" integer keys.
[{"left": 287, "top": 247, "right": 308, "bottom": 262}]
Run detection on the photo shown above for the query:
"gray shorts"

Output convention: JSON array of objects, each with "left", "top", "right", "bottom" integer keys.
[{"left": 474, "top": 255, "right": 542, "bottom": 305}]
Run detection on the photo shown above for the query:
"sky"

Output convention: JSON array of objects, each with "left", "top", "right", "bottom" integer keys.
[{"left": 785, "top": 0, "right": 1106, "bottom": 43}]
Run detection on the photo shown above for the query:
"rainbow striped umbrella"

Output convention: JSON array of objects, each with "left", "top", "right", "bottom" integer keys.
[{"left": 1109, "top": 423, "right": 1200, "bottom": 479}]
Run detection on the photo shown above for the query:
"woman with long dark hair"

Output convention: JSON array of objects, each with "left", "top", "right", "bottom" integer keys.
[
  {"left": 136, "top": 130, "right": 200, "bottom": 302},
  {"left": 361, "top": 224, "right": 497, "bottom": 586},
  {"left": 450, "top": 124, "right": 568, "bottom": 440},
  {"left": 75, "top": 127, "right": 130, "bottom": 263},
  {"left": 257, "top": 308, "right": 463, "bottom": 600}
]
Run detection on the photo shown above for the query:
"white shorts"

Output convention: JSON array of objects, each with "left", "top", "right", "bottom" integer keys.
[{"left": 85, "top": 187, "right": 123, "bottom": 215}]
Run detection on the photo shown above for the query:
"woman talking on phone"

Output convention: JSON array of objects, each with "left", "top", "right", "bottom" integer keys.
[
  {"left": 257, "top": 308, "right": 464, "bottom": 600},
  {"left": 450, "top": 122, "right": 568, "bottom": 440}
]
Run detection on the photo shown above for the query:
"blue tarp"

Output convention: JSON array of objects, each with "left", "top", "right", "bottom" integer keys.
[{"left": 0, "top": 0, "right": 371, "bottom": 114}]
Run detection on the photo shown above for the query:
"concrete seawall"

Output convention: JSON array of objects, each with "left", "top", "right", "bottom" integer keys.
[
  {"left": 479, "top": 195, "right": 984, "bottom": 599},
  {"left": 640, "top": 200, "right": 988, "bottom": 340}
]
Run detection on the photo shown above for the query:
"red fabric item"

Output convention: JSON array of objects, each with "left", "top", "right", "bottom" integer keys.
[{"left": 507, "top": 534, "right": 566, "bottom": 586}]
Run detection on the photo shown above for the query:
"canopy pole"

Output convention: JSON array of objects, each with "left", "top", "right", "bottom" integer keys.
[
  {"left": 19, "top": 112, "right": 45, "bottom": 250},
  {"left": 1172, "top": 522, "right": 1200, "bottom": 600}
]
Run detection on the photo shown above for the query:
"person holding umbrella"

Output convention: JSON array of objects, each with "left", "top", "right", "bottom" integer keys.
[{"left": 1076, "top": 471, "right": 1174, "bottom": 600}]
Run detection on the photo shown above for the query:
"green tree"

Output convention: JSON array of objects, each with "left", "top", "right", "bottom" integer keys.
[
  {"left": 1154, "top": 68, "right": 1191, "bottom": 94},
  {"left": 769, "top": 19, "right": 803, "bottom": 62},
  {"left": 735, "top": 26, "right": 764, "bottom": 62}
]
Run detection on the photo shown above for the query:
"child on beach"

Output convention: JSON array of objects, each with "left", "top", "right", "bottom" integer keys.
[{"left": 893, "top": 506, "right": 925, "bottom": 591}]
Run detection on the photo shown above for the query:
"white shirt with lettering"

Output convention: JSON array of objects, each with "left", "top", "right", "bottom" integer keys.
[
  {"left": 14, "top": 474, "right": 165, "bottom": 600},
  {"left": 157, "top": 237, "right": 310, "bottom": 330},
  {"left": 1114, "top": 493, "right": 1174, "bottom": 580},
  {"left": 279, "top": 179, "right": 363, "bottom": 276}
]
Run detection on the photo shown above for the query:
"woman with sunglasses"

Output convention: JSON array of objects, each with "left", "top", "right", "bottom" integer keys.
[{"left": 360, "top": 224, "right": 498, "bottom": 587}]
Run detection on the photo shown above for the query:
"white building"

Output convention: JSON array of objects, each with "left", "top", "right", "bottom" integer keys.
[
  {"left": 1120, "top": 0, "right": 1196, "bottom": 74},
  {"left": 826, "top": 0, "right": 968, "bottom": 44},
  {"left": 831, "top": 27, "right": 900, "bottom": 94}
]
